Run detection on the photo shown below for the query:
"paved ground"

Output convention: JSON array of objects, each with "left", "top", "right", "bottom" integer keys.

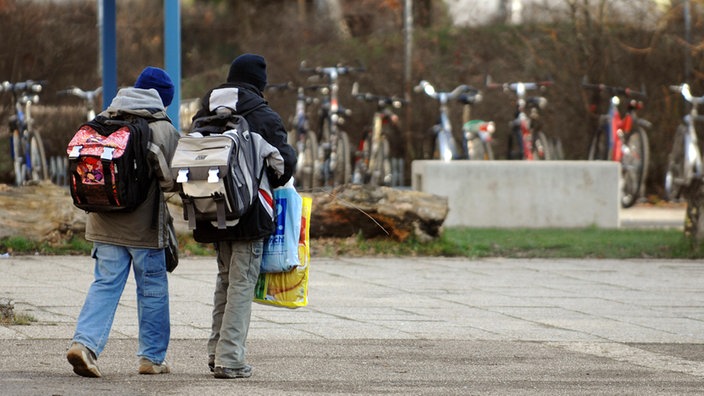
[
  {"left": 619, "top": 203, "right": 686, "bottom": 229},
  {"left": 1, "top": 249, "right": 703, "bottom": 395}
]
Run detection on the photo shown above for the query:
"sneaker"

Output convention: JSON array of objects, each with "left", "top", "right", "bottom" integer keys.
[
  {"left": 138, "top": 357, "right": 170, "bottom": 375},
  {"left": 66, "top": 342, "right": 102, "bottom": 378},
  {"left": 208, "top": 355, "right": 215, "bottom": 373},
  {"left": 213, "top": 364, "right": 253, "bottom": 379}
]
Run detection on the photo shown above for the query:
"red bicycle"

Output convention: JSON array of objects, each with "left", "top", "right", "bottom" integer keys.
[
  {"left": 582, "top": 80, "right": 650, "bottom": 208},
  {"left": 487, "top": 78, "right": 554, "bottom": 160}
]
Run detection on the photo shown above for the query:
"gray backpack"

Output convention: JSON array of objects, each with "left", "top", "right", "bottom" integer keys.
[{"left": 171, "top": 108, "right": 262, "bottom": 229}]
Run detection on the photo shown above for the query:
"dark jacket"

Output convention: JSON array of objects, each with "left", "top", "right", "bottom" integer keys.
[{"left": 190, "top": 81, "right": 297, "bottom": 242}]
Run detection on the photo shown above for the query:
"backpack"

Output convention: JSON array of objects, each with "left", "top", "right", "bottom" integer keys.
[
  {"left": 66, "top": 114, "right": 154, "bottom": 212},
  {"left": 171, "top": 107, "right": 263, "bottom": 230}
]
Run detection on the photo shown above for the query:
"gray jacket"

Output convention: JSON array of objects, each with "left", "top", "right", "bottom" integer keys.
[{"left": 84, "top": 88, "right": 180, "bottom": 249}]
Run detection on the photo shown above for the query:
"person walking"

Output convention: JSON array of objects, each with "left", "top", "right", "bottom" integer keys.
[
  {"left": 191, "top": 53, "right": 296, "bottom": 379},
  {"left": 66, "top": 66, "right": 180, "bottom": 378}
]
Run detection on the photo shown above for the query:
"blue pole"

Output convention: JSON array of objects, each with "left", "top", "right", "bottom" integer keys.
[
  {"left": 164, "top": 0, "right": 181, "bottom": 128},
  {"left": 101, "top": 0, "right": 117, "bottom": 110}
]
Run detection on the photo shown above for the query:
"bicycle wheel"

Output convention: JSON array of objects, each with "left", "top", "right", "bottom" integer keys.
[
  {"left": 296, "top": 130, "right": 318, "bottom": 192},
  {"left": 433, "top": 129, "right": 456, "bottom": 161},
  {"left": 551, "top": 137, "right": 564, "bottom": 160},
  {"left": 333, "top": 131, "right": 351, "bottom": 186},
  {"left": 507, "top": 125, "right": 523, "bottom": 160},
  {"left": 532, "top": 131, "right": 552, "bottom": 160},
  {"left": 315, "top": 118, "right": 332, "bottom": 188},
  {"left": 28, "top": 132, "right": 49, "bottom": 182},
  {"left": 482, "top": 141, "right": 494, "bottom": 160},
  {"left": 620, "top": 127, "right": 648, "bottom": 208},
  {"left": 466, "top": 136, "right": 494, "bottom": 160},
  {"left": 588, "top": 126, "right": 609, "bottom": 160},
  {"left": 11, "top": 129, "right": 24, "bottom": 186},
  {"left": 684, "top": 179, "right": 704, "bottom": 243},
  {"left": 369, "top": 136, "right": 392, "bottom": 186},
  {"left": 352, "top": 133, "right": 370, "bottom": 184},
  {"left": 665, "top": 125, "right": 686, "bottom": 201}
]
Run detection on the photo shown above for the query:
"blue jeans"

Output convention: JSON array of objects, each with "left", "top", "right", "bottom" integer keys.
[
  {"left": 208, "top": 239, "right": 263, "bottom": 369},
  {"left": 72, "top": 242, "right": 170, "bottom": 364}
]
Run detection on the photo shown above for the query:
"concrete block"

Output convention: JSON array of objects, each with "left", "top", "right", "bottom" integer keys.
[{"left": 411, "top": 160, "right": 620, "bottom": 228}]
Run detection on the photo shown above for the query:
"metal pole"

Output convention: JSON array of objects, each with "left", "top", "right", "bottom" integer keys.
[
  {"left": 404, "top": 0, "right": 414, "bottom": 175},
  {"left": 684, "top": 0, "right": 692, "bottom": 83},
  {"left": 164, "top": 0, "right": 181, "bottom": 128},
  {"left": 101, "top": 0, "right": 117, "bottom": 110}
]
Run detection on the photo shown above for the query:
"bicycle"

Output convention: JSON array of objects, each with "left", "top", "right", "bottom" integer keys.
[
  {"left": 665, "top": 83, "right": 704, "bottom": 201},
  {"left": 55, "top": 86, "right": 102, "bottom": 186},
  {"left": 582, "top": 80, "right": 650, "bottom": 208},
  {"left": 350, "top": 82, "right": 406, "bottom": 186},
  {"left": 299, "top": 62, "right": 364, "bottom": 188},
  {"left": 486, "top": 78, "right": 553, "bottom": 161},
  {"left": 459, "top": 89, "right": 495, "bottom": 160},
  {"left": 1, "top": 80, "right": 49, "bottom": 186},
  {"left": 414, "top": 80, "right": 475, "bottom": 161},
  {"left": 266, "top": 82, "right": 321, "bottom": 191}
]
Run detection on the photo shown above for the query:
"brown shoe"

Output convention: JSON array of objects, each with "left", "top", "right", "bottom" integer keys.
[
  {"left": 138, "top": 357, "right": 170, "bottom": 374},
  {"left": 66, "top": 342, "right": 102, "bottom": 378}
]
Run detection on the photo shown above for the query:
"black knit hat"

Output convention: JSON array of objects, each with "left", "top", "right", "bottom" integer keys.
[{"left": 227, "top": 54, "right": 267, "bottom": 91}]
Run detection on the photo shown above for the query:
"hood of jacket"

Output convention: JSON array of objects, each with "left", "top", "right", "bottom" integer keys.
[
  {"left": 211, "top": 82, "right": 266, "bottom": 116},
  {"left": 103, "top": 87, "right": 169, "bottom": 120}
]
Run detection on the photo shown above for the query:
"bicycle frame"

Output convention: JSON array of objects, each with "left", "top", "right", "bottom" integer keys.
[
  {"left": 266, "top": 82, "right": 320, "bottom": 191},
  {"left": 2, "top": 80, "right": 48, "bottom": 185},
  {"left": 300, "top": 62, "right": 363, "bottom": 187},
  {"left": 488, "top": 79, "right": 551, "bottom": 160},
  {"left": 352, "top": 82, "right": 406, "bottom": 185},
  {"left": 583, "top": 81, "right": 650, "bottom": 208},
  {"left": 58, "top": 86, "right": 102, "bottom": 121},
  {"left": 459, "top": 91, "right": 495, "bottom": 160},
  {"left": 415, "top": 80, "right": 472, "bottom": 162},
  {"left": 665, "top": 83, "right": 704, "bottom": 199}
]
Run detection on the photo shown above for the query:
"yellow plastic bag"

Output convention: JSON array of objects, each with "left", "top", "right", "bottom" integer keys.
[{"left": 254, "top": 196, "right": 311, "bottom": 308}]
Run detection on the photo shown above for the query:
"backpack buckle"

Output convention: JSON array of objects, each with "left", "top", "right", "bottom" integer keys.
[
  {"left": 176, "top": 169, "right": 189, "bottom": 183},
  {"left": 68, "top": 145, "right": 83, "bottom": 159},
  {"left": 207, "top": 167, "right": 219, "bottom": 183},
  {"left": 101, "top": 147, "right": 115, "bottom": 160}
]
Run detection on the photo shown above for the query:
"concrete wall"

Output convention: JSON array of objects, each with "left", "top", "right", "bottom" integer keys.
[{"left": 411, "top": 160, "right": 620, "bottom": 228}]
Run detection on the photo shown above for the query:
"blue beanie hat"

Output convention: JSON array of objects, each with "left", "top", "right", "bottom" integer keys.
[
  {"left": 135, "top": 66, "right": 174, "bottom": 107},
  {"left": 227, "top": 54, "right": 267, "bottom": 91}
]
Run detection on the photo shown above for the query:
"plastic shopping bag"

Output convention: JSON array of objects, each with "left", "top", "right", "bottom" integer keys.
[
  {"left": 261, "top": 185, "right": 303, "bottom": 273},
  {"left": 254, "top": 196, "right": 312, "bottom": 309}
]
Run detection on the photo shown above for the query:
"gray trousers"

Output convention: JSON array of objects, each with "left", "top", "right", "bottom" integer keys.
[{"left": 208, "top": 239, "right": 263, "bottom": 369}]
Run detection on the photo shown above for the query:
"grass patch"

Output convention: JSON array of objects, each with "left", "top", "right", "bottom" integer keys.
[
  {"left": 313, "top": 227, "right": 704, "bottom": 259},
  {"left": 11, "top": 312, "right": 37, "bottom": 326},
  {"left": 1, "top": 227, "right": 704, "bottom": 259},
  {"left": 0, "top": 310, "right": 36, "bottom": 326}
]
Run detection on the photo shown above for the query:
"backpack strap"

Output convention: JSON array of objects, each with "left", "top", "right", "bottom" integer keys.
[
  {"left": 214, "top": 193, "right": 227, "bottom": 229},
  {"left": 182, "top": 196, "right": 197, "bottom": 230}
]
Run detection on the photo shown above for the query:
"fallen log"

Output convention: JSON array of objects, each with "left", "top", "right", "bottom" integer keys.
[{"left": 307, "top": 185, "right": 449, "bottom": 242}]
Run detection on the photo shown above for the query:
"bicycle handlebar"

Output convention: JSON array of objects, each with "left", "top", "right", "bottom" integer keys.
[
  {"left": 57, "top": 86, "right": 102, "bottom": 100},
  {"left": 582, "top": 82, "right": 646, "bottom": 99},
  {"left": 670, "top": 83, "right": 704, "bottom": 106},
  {"left": 486, "top": 80, "right": 552, "bottom": 96},
  {"left": 1, "top": 80, "right": 46, "bottom": 94},
  {"left": 264, "top": 82, "right": 295, "bottom": 92},
  {"left": 414, "top": 80, "right": 476, "bottom": 101},
  {"left": 266, "top": 82, "right": 329, "bottom": 94},
  {"left": 299, "top": 61, "right": 366, "bottom": 78},
  {"left": 352, "top": 82, "right": 407, "bottom": 108}
]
